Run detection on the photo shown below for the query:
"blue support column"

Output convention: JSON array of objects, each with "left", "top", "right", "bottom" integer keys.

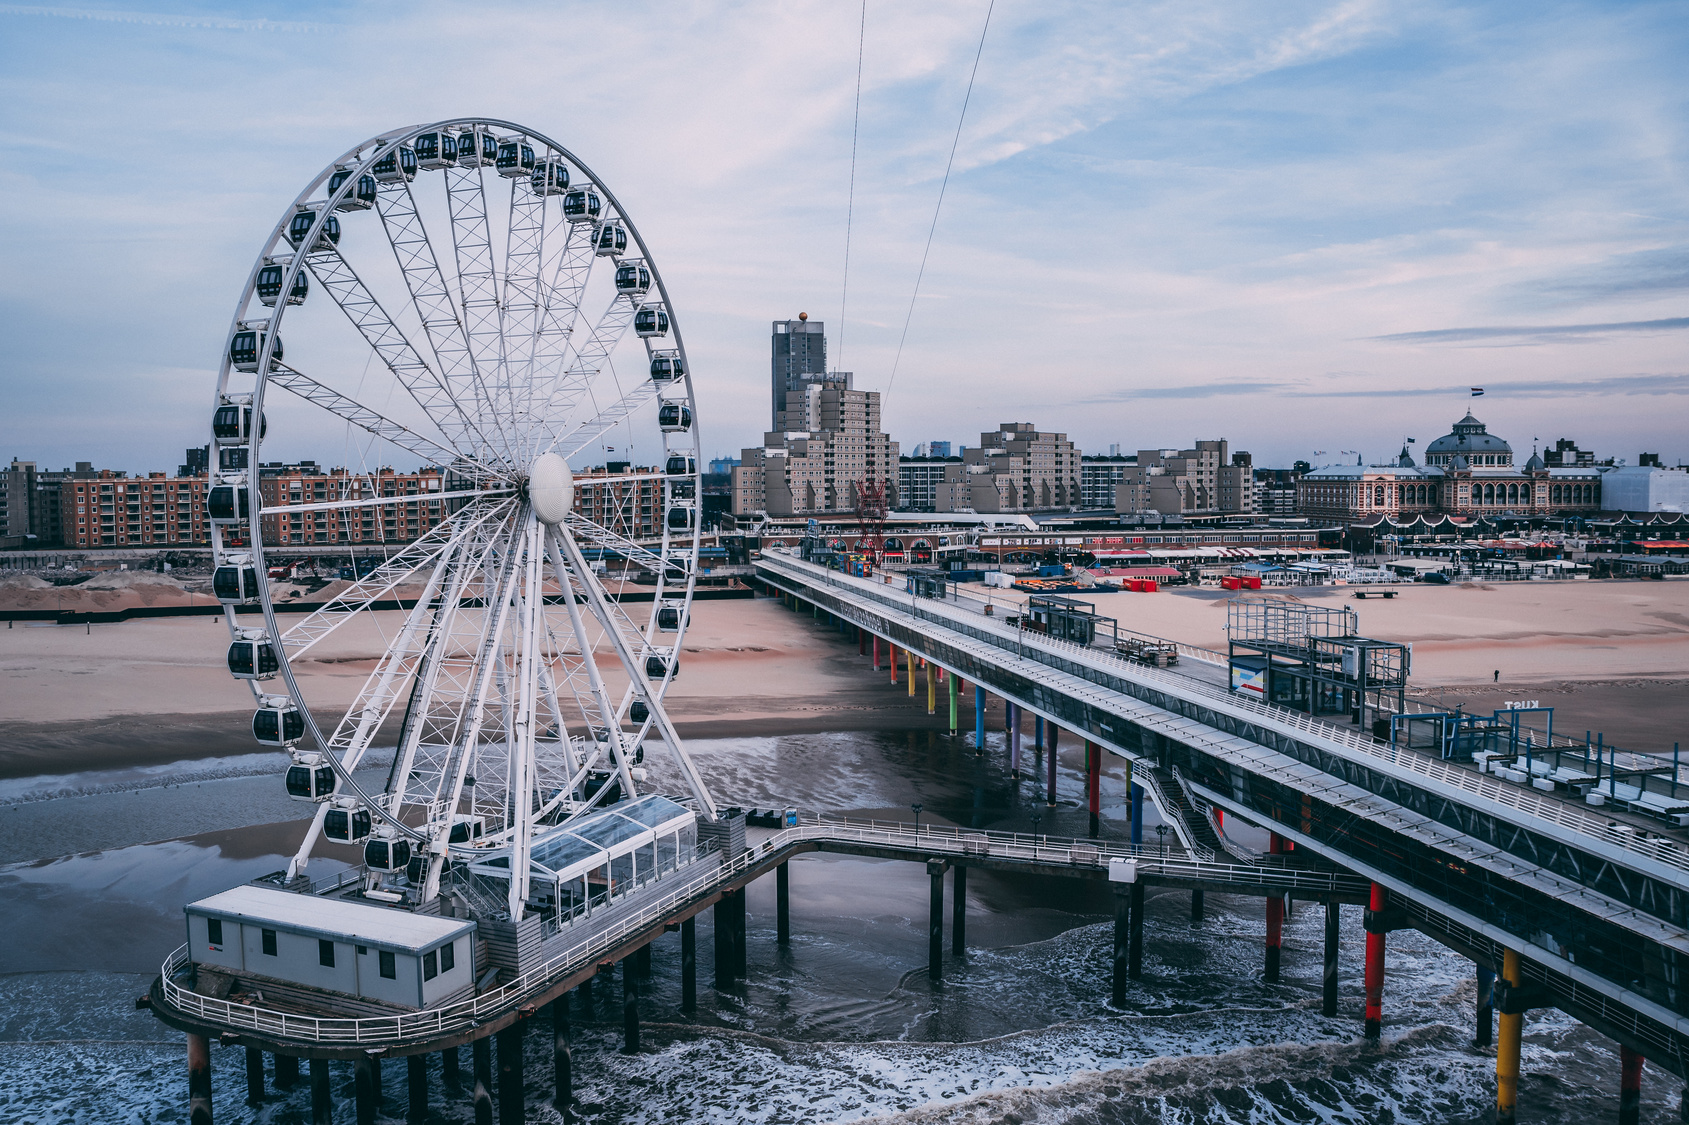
[
  {"left": 974, "top": 686, "right": 986, "bottom": 752},
  {"left": 1130, "top": 783, "right": 1144, "bottom": 847}
]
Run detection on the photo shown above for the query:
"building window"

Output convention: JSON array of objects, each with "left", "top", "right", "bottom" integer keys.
[
  {"left": 319, "top": 939, "right": 336, "bottom": 968},
  {"left": 440, "top": 941, "right": 455, "bottom": 972},
  {"left": 262, "top": 929, "right": 277, "bottom": 956},
  {"left": 423, "top": 950, "right": 438, "bottom": 980},
  {"left": 207, "top": 918, "right": 223, "bottom": 947},
  {"left": 379, "top": 950, "right": 396, "bottom": 979}
]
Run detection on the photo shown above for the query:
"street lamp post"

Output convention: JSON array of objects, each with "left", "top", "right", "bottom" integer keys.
[{"left": 911, "top": 802, "right": 923, "bottom": 835}]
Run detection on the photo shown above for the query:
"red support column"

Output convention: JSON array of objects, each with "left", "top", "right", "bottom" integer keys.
[
  {"left": 1265, "top": 833, "right": 1285, "bottom": 982},
  {"left": 1620, "top": 1045, "right": 1644, "bottom": 1125},
  {"left": 1085, "top": 740, "right": 1101, "bottom": 837},
  {"left": 890, "top": 645, "right": 898, "bottom": 684},
  {"left": 1364, "top": 882, "right": 1387, "bottom": 1040},
  {"left": 873, "top": 636, "right": 881, "bottom": 671}
]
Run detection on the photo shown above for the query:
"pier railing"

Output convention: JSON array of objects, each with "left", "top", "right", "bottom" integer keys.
[
  {"left": 158, "top": 815, "right": 1285, "bottom": 1048},
  {"left": 761, "top": 554, "right": 1689, "bottom": 878}
]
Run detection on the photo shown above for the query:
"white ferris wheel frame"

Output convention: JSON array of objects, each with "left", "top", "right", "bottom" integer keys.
[{"left": 210, "top": 119, "right": 716, "bottom": 910}]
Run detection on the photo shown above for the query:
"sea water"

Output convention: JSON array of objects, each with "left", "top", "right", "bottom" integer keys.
[{"left": 0, "top": 730, "right": 1672, "bottom": 1123}]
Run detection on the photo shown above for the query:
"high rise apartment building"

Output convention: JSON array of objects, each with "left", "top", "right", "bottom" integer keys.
[
  {"left": 770, "top": 315, "right": 829, "bottom": 428},
  {"left": 1114, "top": 439, "right": 1255, "bottom": 517},
  {"left": 733, "top": 383, "right": 899, "bottom": 517},
  {"left": 1080, "top": 454, "right": 1136, "bottom": 510},
  {"left": 947, "top": 423, "right": 1082, "bottom": 513},
  {"left": 1, "top": 459, "right": 38, "bottom": 542}
]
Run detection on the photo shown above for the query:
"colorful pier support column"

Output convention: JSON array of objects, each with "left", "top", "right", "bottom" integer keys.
[
  {"left": 187, "top": 1033, "right": 212, "bottom": 1125},
  {"left": 1475, "top": 964, "right": 1495, "bottom": 1047},
  {"left": 1008, "top": 703, "right": 1021, "bottom": 777},
  {"left": 1085, "top": 740, "right": 1101, "bottom": 837},
  {"left": 928, "top": 859, "right": 947, "bottom": 981},
  {"left": 974, "top": 685, "right": 986, "bottom": 753},
  {"left": 1496, "top": 948, "right": 1523, "bottom": 1125},
  {"left": 948, "top": 671, "right": 958, "bottom": 731},
  {"left": 907, "top": 650, "right": 916, "bottom": 697},
  {"left": 1045, "top": 721, "right": 1059, "bottom": 807},
  {"left": 889, "top": 644, "right": 897, "bottom": 684},
  {"left": 873, "top": 635, "right": 881, "bottom": 671},
  {"left": 1363, "top": 882, "right": 1387, "bottom": 1040},
  {"left": 1323, "top": 901, "right": 1340, "bottom": 1016},
  {"left": 1265, "top": 833, "right": 1285, "bottom": 982},
  {"left": 927, "top": 659, "right": 936, "bottom": 715},
  {"left": 1619, "top": 1045, "right": 1644, "bottom": 1125}
]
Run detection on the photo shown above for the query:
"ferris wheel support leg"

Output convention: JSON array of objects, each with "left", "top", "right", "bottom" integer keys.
[
  {"left": 546, "top": 527, "right": 719, "bottom": 820},
  {"left": 505, "top": 518, "right": 546, "bottom": 920},
  {"left": 544, "top": 527, "right": 639, "bottom": 803},
  {"left": 286, "top": 801, "right": 333, "bottom": 882}
]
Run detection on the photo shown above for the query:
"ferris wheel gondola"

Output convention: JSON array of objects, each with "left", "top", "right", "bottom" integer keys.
[{"left": 209, "top": 119, "right": 713, "bottom": 921}]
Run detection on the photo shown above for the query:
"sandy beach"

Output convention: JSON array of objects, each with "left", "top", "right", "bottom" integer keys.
[{"left": 2, "top": 578, "right": 1686, "bottom": 779}]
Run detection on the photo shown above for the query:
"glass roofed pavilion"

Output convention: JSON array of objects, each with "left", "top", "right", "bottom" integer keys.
[{"left": 467, "top": 795, "right": 698, "bottom": 925}]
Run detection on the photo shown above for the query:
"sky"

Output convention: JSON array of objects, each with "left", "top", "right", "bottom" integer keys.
[{"left": 0, "top": 0, "right": 1686, "bottom": 474}]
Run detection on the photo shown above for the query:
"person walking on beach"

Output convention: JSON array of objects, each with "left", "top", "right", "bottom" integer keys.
[{"left": 1493, "top": 670, "right": 1500, "bottom": 683}]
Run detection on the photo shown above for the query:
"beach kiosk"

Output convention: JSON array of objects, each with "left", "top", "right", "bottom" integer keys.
[{"left": 184, "top": 885, "right": 476, "bottom": 1010}]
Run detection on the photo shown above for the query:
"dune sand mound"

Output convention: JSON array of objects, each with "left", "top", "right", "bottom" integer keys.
[
  {"left": 81, "top": 571, "right": 185, "bottom": 591},
  {"left": 0, "top": 574, "right": 53, "bottom": 590}
]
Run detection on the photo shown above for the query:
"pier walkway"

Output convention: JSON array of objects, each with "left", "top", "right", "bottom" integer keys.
[{"left": 753, "top": 550, "right": 1689, "bottom": 1079}]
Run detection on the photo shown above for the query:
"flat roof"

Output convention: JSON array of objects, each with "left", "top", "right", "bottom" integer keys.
[{"left": 187, "top": 884, "right": 475, "bottom": 953}]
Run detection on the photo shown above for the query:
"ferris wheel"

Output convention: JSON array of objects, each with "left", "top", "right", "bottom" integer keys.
[{"left": 207, "top": 119, "right": 715, "bottom": 921}]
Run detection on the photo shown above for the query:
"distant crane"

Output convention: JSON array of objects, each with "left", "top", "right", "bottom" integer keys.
[{"left": 855, "top": 477, "right": 887, "bottom": 563}]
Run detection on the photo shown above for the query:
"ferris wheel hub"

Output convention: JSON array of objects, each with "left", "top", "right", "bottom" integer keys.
[{"left": 527, "top": 452, "right": 575, "bottom": 525}]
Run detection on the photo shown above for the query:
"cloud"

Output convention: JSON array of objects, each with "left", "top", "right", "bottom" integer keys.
[
  {"left": 1368, "top": 318, "right": 1689, "bottom": 344},
  {"left": 0, "top": 4, "right": 325, "bottom": 32},
  {"left": 1080, "top": 372, "right": 1689, "bottom": 404}
]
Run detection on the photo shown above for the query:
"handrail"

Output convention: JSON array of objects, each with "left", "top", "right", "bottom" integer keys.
[
  {"left": 758, "top": 554, "right": 1689, "bottom": 878},
  {"left": 158, "top": 815, "right": 1265, "bottom": 1046}
]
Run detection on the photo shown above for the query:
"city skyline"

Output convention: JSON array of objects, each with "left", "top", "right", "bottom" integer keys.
[{"left": 2, "top": 1, "right": 1686, "bottom": 473}]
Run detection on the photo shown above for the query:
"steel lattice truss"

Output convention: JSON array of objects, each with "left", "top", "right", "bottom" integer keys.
[{"left": 209, "top": 119, "right": 714, "bottom": 921}]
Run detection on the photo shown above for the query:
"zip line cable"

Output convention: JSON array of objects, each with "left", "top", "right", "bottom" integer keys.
[
  {"left": 884, "top": 0, "right": 994, "bottom": 402},
  {"left": 837, "top": 0, "right": 867, "bottom": 372}
]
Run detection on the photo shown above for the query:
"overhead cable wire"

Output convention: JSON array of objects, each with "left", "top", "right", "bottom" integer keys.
[
  {"left": 884, "top": 0, "right": 994, "bottom": 401},
  {"left": 837, "top": 0, "right": 867, "bottom": 371}
]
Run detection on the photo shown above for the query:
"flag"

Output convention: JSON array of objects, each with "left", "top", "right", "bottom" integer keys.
[
  {"left": 1471, "top": 387, "right": 1485, "bottom": 397},
  {"left": 1407, "top": 437, "right": 1416, "bottom": 443}
]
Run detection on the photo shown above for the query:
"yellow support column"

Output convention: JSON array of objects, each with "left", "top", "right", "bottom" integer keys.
[
  {"left": 927, "top": 661, "right": 937, "bottom": 715},
  {"left": 1496, "top": 948, "right": 1522, "bottom": 1125},
  {"left": 907, "top": 650, "right": 916, "bottom": 697}
]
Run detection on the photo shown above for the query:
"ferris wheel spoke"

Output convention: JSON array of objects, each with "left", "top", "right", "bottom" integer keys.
[
  {"left": 259, "top": 485, "right": 506, "bottom": 519},
  {"left": 544, "top": 381, "right": 661, "bottom": 460},
  {"left": 374, "top": 180, "right": 516, "bottom": 462},
  {"left": 530, "top": 294, "right": 638, "bottom": 453},
  {"left": 444, "top": 162, "right": 516, "bottom": 447},
  {"left": 562, "top": 514, "right": 672, "bottom": 574},
  {"left": 498, "top": 179, "right": 550, "bottom": 445},
  {"left": 266, "top": 365, "right": 493, "bottom": 479},
  {"left": 279, "top": 499, "right": 515, "bottom": 657},
  {"left": 547, "top": 524, "right": 717, "bottom": 819},
  {"left": 517, "top": 221, "right": 599, "bottom": 448},
  {"left": 300, "top": 247, "right": 489, "bottom": 452}
]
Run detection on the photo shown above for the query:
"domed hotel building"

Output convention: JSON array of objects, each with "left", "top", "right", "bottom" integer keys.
[{"left": 1297, "top": 412, "right": 1606, "bottom": 524}]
